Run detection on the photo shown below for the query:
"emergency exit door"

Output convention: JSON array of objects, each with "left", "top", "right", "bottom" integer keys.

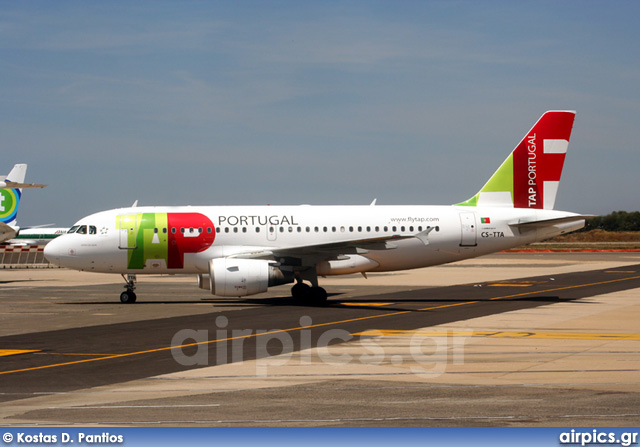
[{"left": 459, "top": 212, "right": 477, "bottom": 247}]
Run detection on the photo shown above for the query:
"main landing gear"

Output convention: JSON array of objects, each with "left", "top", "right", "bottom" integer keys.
[
  {"left": 120, "top": 274, "right": 137, "bottom": 303},
  {"left": 291, "top": 273, "right": 328, "bottom": 306}
]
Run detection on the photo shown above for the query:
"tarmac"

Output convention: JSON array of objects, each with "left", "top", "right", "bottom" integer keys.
[{"left": 1, "top": 252, "right": 640, "bottom": 426}]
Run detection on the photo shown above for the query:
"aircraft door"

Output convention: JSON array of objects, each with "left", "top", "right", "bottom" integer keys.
[
  {"left": 459, "top": 212, "right": 477, "bottom": 247},
  {"left": 118, "top": 215, "right": 137, "bottom": 249}
]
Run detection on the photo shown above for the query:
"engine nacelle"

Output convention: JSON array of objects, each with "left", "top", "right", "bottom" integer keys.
[
  {"left": 316, "top": 255, "right": 379, "bottom": 276},
  {"left": 197, "top": 258, "right": 293, "bottom": 297}
]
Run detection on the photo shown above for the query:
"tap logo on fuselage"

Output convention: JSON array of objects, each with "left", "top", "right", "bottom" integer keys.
[{"left": 117, "top": 212, "right": 215, "bottom": 270}]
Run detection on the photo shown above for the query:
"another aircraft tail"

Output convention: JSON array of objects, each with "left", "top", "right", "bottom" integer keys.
[
  {"left": 6, "top": 164, "right": 27, "bottom": 186},
  {"left": 0, "top": 165, "right": 26, "bottom": 227},
  {"left": 456, "top": 110, "right": 576, "bottom": 210}
]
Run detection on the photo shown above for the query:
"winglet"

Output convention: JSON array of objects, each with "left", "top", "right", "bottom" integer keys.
[{"left": 415, "top": 226, "right": 435, "bottom": 245}]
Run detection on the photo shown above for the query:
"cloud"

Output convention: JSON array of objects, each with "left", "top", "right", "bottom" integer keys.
[{"left": 2, "top": 1, "right": 640, "bottom": 225}]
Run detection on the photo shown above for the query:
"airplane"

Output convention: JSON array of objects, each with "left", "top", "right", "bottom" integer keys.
[
  {"left": 44, "top": 111, "right": 588, "bottom": 305},
  {"left": 1, "top": 164, "right": 46, "bottom": 243},
  {"left": 4, "top": 226, "right": 69, "bottom": 246},
  {"left": 0, "top": 164, "right": 53, "bottom": 244}
]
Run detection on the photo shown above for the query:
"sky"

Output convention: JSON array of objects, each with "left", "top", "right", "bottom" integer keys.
[{"left": 2, "top": 1, "right": 639, "bottom": 226}]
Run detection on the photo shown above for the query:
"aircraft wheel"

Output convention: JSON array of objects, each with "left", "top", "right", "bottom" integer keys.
[
  {"left": 291, "top": 282, "right": 311, "bottom": 299},
  {"left": 309, "top": 287, "right": 328, "bottom": 306},
  {"left": 120, "top": 291, "right": 137, "bottom": 303}
]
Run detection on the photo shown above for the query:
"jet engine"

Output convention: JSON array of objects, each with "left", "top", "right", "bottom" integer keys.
[
  {"left": 197, "top": 258, "right": 293, "bottom": 297},
  {"left": 316, "top": 255, "right": 379, "bottom": 276}
]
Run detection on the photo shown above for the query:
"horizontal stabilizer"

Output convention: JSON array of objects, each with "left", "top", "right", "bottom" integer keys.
[
  {"left": 1, "top": 164, "right": 46, "bottom": 189},
  {"left": 509, "top": 215, "right": 594, "bottom": 228},
  {"left": 1, "top": 180, "right": 47, "bottom": 189}
]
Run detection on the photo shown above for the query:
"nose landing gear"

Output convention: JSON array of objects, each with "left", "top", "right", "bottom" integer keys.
[{"left": 120, "top": 274, "right": 137, "bottom": 303}]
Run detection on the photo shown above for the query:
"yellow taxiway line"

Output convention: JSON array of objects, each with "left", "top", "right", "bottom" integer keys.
[
  {"left": 0, "top": 349, "right": 40, "bottom": 357},
  {"left": 354, "top": 329, "right": 640, "bottom": 341},
  {"left": 339, "top": 302, "right": 394, "bottom": 307},
  {"left": 2, "top": 274, "right": 640, "bottom": 376}
]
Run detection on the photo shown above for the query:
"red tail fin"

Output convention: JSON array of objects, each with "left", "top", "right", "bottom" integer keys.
[
  {"left": 456, "top": 111, "right": 576, "bottom": 209},
  {"left": 513, "top": 111, "right": 575, "bottom": 209}
]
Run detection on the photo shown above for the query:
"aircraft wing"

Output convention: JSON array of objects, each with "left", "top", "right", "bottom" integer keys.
[
  {"left": 228, "top": 228, "right": 434, "bottom": 264},
  {"left": 0, "top": 222, "right": 18, "bottom": 243}
]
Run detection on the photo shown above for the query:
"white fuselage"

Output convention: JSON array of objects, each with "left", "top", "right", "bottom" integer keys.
[{"left": 44, "top": 205, "right": 583, "bottom": 276}]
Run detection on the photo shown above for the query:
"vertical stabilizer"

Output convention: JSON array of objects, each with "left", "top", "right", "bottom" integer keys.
[
  {"left": 0, "top": 188, "right": 22, "bottom": 227},
  {"left": 456, "top": 111, "right": 576, "bottom": 209},
  {"left": 0, "top": 164, "right": 27, "bottom": 227},
  {"left": 6, "top": 164, "right": 27, "bottom": 185}
]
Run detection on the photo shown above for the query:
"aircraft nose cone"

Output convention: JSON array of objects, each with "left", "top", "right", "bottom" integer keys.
[{"left": 43, "top": 237, "right": 69, "bottom": 266}]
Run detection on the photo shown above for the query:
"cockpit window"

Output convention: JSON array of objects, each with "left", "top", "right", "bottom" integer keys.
[{"left": 67, "top": 224, "right": 96, "bottom": 235}]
